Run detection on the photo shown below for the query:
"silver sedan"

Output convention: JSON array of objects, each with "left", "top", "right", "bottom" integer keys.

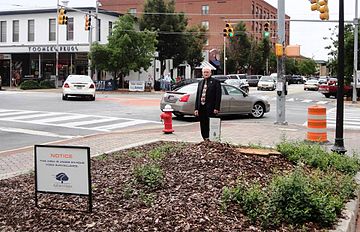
[{"left": 160, "top": 83, "right": 270, "bottom": 118}]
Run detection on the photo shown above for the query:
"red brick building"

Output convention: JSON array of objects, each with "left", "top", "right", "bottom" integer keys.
[{"left": 100, "top": 0, "right": 290, "bottom": 50}]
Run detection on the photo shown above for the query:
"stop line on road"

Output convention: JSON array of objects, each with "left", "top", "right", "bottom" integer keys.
[{"left": 0, "top": 108, "right": 161, "bottom": 132}]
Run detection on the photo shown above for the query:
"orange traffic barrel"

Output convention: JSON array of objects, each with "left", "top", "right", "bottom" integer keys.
[{"left": 307, "top": 105, "right": 327, "bottom": 142}]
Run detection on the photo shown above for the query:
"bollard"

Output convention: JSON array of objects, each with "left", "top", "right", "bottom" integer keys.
[
  {"left": 307, "top": 105, "right": 327, "bottom": 142},
  {"left": 160, "top": 104, "right": 174, "bottom": 134}
]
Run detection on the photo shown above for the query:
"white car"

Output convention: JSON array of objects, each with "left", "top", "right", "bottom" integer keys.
[
  {"left": 257, "top": 76, "right": 276, "bottom": 91},
  {"left": 62, "top": 75, "right": 96, "bottom": 101}
]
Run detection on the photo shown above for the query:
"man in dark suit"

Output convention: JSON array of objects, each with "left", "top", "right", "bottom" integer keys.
[{"left": 194, "top": 67, "right": 222, "bottom": 140}]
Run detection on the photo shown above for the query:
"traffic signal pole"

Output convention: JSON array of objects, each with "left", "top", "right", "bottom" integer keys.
[
  {"left": 223, "top": 36, "right": 226, "bottom": 75},
  {"left": 353, "top": 0, "right": 358, "bottom": 103},
  {"left": 275, "top": 0, "right": 287, "bottom": 125},
  {"left": 56, "top": 0, "right": 59, "bottom": 89},
  {"left": 331, "top": 0, "right": 346, "bottom": 154}
]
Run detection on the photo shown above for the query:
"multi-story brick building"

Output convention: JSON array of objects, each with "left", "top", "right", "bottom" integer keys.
[{"left": 100, "top": 0, "right": 290, "bottom": 60}]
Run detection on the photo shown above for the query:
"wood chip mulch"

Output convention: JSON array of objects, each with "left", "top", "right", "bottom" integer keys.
[{"left": 0, "top": 141, "right": 326, "bottom": 231}]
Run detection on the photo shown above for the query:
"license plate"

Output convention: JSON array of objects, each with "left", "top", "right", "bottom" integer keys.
[{"left": 76, "top": 86, "right": 82, "bottom": 89}]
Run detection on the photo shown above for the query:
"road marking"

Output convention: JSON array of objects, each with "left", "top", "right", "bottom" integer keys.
[
  {"left": 0, "top": 127, "right": 75, "bottom": 139},
  {"left": 316, "top": 101, "right": 329, "bottom": 105},
  {"left": 301, "top": 99, "right": 313, "bottom": 103},
  {"left": 30, "top": 114, "right": 90, "bottom": 123},
  {"left": 0, "top": 112, "right": 64, "bottom": 120},
  {"left": 93, "top": 120, "right": 154, "bottom": 130},
  {"left": 61, "top": 117, "right": 119, "bottom": 127},
  {"left": 0, "top": 110, "right": 37, "bottom": 117},
  {"left": 286, "top": 98, "right": 295, "bottom": 102}
]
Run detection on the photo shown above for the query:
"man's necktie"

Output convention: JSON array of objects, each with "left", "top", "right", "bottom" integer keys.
[{"left": 201, "top": 80, "right": 207, "bottom": 105}]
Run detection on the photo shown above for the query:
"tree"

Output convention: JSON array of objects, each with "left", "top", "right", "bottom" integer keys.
[
  {"left": 326, "top": 23, "right": 359, "bottom": 84},
  {"left": 89, "top": 15, "right": 157, "bottom": 87},
  {"left": 140, "top": 0, "right": 189, "bottom": 72},
  {"left": 226, "top": 22, "right": 251, "bottom": 73},
  {"left": 297, "top": 59, "right": 317, "bottom": 76},
  {"left": 184, "top": 25, "right": 208, "bottom": 71}
]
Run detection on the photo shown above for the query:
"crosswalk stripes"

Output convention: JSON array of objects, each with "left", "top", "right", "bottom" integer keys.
[
  {"left": 0, "top": 108, "right": 160, "bottom": 132},
  {"left": 326, "top": 107, "right": 360, "bottom": 130},
  {"left": 267, "top": 97, "right": 331, "bottom": 104}
]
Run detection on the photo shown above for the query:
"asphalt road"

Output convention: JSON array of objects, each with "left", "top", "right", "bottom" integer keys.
[{"left": 0, "top": 84, "right": 357, "bottom": 152}]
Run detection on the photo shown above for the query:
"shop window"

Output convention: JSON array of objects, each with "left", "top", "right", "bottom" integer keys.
[
  {"left": 49, "top": 19, "right": 56, "bottom": 41},
  {"left": 13, "top": 20, "right": 19, "bottom": 42},
  {"left": 108, "top": 21, "right": 113, "bottom": 37},
  {"left": 28, "top": 20, "right": 34, "bottom": 42},
  {"left": 96, "top": 19, "right": 101, "bottom": 41},
  {"left": 201, "top": 5, "right": 209, "bottom": 15},
  {"left": 67, "top": 18, "right": 74, "bottom": 41},
  {"left": 0, "top": 21, "right": 6, "bottom": 42}
]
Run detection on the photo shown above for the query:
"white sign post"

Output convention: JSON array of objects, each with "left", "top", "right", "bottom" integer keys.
[
  {"left": 34, "top": 145, "right": 92, "bottom": 212},
  {"left": 209, "top": 117, "right": 221, "bottom": 141}
]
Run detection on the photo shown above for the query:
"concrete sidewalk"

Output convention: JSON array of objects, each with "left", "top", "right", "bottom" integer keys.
[{"left": 1, "top": 121, "right": 359, "bottom": 180}]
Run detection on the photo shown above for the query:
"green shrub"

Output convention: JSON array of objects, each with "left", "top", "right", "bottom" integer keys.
[
  {"left": 276, "top": 141, "right": 360, "bottom": 175},
  {"left": 19, "top": 80, "right": 40, "bottom": 90},
  {"left": 221, "top": 167, "right": 358, "bottom": 229},
  {"left": 133, "top": 163, "right": 163, "bottom": 189},
  {"left": 39, "top": 80, "right": 55, "bottom": 89}
]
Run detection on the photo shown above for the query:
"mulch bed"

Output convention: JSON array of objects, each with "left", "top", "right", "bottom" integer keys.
[{"left": 0, "top": 141, "right": 328, "bottom": 231}]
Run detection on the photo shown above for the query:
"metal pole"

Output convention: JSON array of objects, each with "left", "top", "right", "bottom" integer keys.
[
  {"left": 38, "top": 54, "right": 41, "bottom": 79},
  {"left": 275, "top": 0, "right": 287, "bottom": 125},
  {"left": 332, "top": 0, "right": 346, "bottom": 154},
  {"left": 88, "top": 12, "right": 92, "bottom": 78},
  {"left": 223, "top": 36, "right": 226, "bottom": 75},
  {"left": 56, "top": 0, "right": 59, "bottom": 88},
  {"left": 352, "top": 0, "right": 358, "bottom": 103}
]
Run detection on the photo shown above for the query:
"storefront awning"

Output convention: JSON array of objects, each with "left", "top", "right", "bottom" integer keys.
[{"left": 195, "top": 61, "right": 217, "bottom": 70}]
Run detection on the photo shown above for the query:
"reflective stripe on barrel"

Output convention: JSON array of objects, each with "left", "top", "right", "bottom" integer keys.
[{"left": 307, "top": 105, "right": 327, "bottom": 142}]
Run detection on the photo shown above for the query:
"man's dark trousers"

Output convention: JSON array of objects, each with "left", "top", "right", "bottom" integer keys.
[{"left": 198, "top": 104, "right": 215, "bottom": 140}]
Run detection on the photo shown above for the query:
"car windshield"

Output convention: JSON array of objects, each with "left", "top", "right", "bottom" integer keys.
[
  {"left": 176, "top": 84, "right": 198, "bottom": 93},
  {"left": 66, "top": 75, "right": 92, "bottom": 83},
  {"left": 260, "top": 76, "right": 273, "bottom": 82}
]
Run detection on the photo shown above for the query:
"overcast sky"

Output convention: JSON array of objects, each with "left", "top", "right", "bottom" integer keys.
[{"left": 0, "top": 0, "right": 359, "bottom": 61}]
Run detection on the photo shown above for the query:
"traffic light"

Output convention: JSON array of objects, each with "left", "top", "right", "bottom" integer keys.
[
  {"left": 263, "top": 22, "right": 270, "bottom": 38},
  {"left": 223, "top": 23, "right": 234, "bottom": 37},
  {"left": 58, "top": 7, "right": 68, "bottom": 25},
  {"left": 85, "top": 15, "right": 91, "bottom": 31},
  {"left": 319, "top": 0, "right": 329, "bottom": 20}
]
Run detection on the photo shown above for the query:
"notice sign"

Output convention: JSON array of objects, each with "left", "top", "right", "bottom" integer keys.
[
  {"left": 209, "top": 117, "right": 221, "bottom": 141},
  {"left": 35, "top": 145, "right": 91, "bottom": 195}
]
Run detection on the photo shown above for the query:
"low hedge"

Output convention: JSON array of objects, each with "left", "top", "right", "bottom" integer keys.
[{"left": 19, "top": 80, "right": 40, "bottom": 90}]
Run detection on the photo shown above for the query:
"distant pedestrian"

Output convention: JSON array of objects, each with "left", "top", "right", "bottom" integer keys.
[
  {"left": 164, "top": 73, "right": 172, "bottom": 91},
  {"left": 194, "top": 67, "right": 221, "bottom": 141}
]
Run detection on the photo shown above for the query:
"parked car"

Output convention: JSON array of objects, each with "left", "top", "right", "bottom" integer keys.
[
  {"left": 225, "top": 74, "right": 249, "bottom": 93},
  {"left": 304, "top": 79, "right": 319, "bottom": 91},
  {"left": 318, "top": 76, "right": 329, "bottom": 85},
  {"left": 290, "top": 75, "right": 305, "bottom": 84},
  {"left": 62, "top": 75, "right": 96, "bottom": 100},
  {"left": 318, "top": 77, "right": 354, "bottom": 98},
  {"left": 257, "top": 76, "right": 276, "bottom": 91},
  {"left": 212, "top": 75, "right": 229, "bottom": 83},
  {"left": 247, "top": 75, "right": 261, "bottom": 87},
  {"left": 171, "top": 78, "right": 202, "bottom": 90},
  {"left": 160, "top": 83, "right": 270, "bottom": 118}
]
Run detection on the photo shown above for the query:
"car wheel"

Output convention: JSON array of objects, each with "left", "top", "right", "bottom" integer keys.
[
  {"left": 324, "top": 93, "right": 331, "bottom": 98},
  {"left": 251, "top": 102, "right": 265, "bottom": 118},
  {"left": 62, "top": 94, "right": 67, "bottom": 100},
  {"left": 90, "top": 96, "right": 96, "bottom": 101},
  {"left": 257, "top": 87, "right": 260, "bottom": 90}
]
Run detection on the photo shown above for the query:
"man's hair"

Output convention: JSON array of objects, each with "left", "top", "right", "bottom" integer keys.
[{"left": 202, "top": 67, "right": 212, "bottom": 72}]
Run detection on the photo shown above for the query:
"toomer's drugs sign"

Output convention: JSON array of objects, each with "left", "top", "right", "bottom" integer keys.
[{"left": 35, "top": 145, "right": 91, "bottom": 195}]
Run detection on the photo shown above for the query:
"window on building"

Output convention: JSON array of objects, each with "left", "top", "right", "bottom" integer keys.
[
  {"left": 128, "top": 8, "right": 137, "bottom": 16},
  {"left": 49, "top": 19, "right": 56, "bottom": 41},
  {"left": 67, "top": 18, "right": 74, "bottom": 41},
  {"left": 0, "top": 21, "right": 7, "bottom": 42},
  {"left": 28, "top": 20, "right": 34, "bottom": 42},
  {"left": 13, "top": 20, "right": 19, "bottom": 42},
  {"left": 201, "top": 21, "right": 209, "bottom": 30},
  {"left": 201, "top": 5, "right": 209, "bottom": 15},
  {"left": 108, "top": 21, "right": 113, "bottom": 37},
  {"left": 96, "top": 19, "right": 101, "bottom": 41},
  {"left": 252, "top": 3, "right": 255, "bottom": 15}
]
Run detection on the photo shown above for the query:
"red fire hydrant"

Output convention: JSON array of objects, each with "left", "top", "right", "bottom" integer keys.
[{"left": 160, "top": 104, "right": 174, "bottom": 134}]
